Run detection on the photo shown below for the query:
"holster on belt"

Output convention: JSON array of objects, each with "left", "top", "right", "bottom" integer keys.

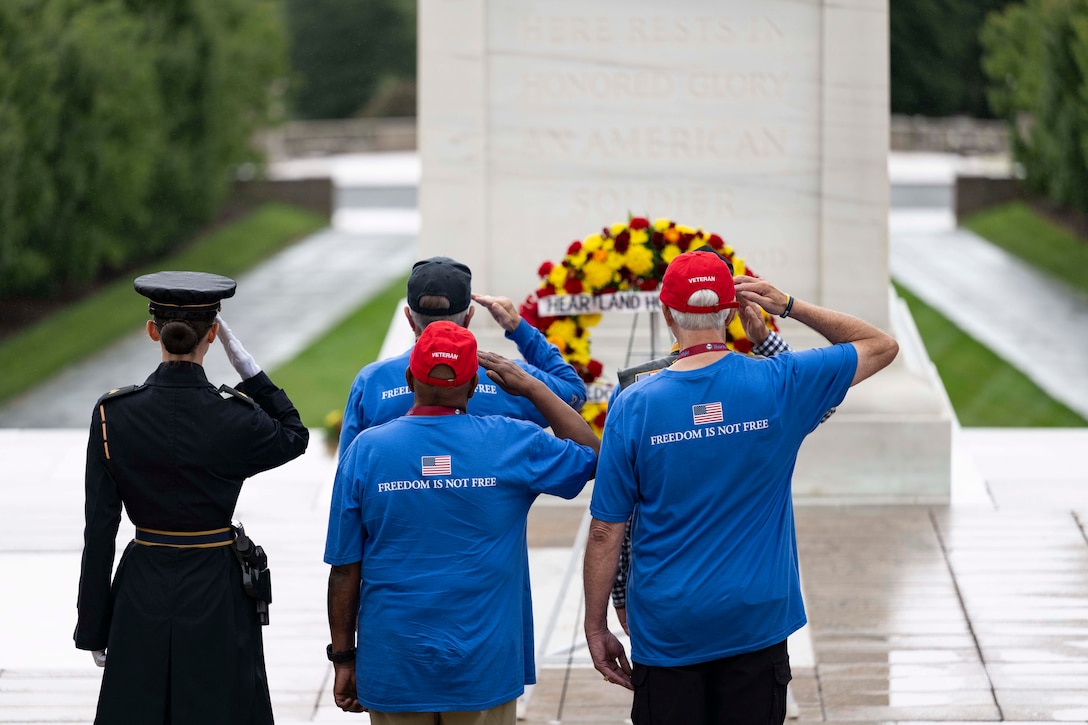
[{"left": 231, "top": 524, "right": 272, "bottom": 625}]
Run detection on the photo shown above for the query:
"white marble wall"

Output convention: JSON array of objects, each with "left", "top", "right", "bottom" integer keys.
[
  {"left": 420, "top": 0, "right": 952, "bottom": 501},
  {"left": 421, "top": 0, "right": 890, "bottom": 326}
]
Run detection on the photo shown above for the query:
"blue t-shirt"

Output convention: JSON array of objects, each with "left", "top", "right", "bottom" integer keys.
[
  {"left": 325, "top": 414, "right": 597, "bottom": 712},
  {"left": 338, "top": 320, "right": 586, "bottom": 458},
  {"left": 590, "top": 346, "right": 857, "bottom": 667}
]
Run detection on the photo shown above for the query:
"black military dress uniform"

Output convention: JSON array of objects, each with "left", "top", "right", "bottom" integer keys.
[{"left": 74, "top": 272, "right": 309, "bottom": 724}]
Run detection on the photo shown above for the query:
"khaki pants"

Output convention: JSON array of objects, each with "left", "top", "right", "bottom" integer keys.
[{"left": 368, "top": 699, "right": 517, "bottom": 725}]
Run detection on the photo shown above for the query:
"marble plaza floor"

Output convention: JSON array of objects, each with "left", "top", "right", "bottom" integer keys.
[
  {"left": 3, "top": 427, "right": 1088, "bottom": 723},
  {"left": 3, "top": 151, "right": 1088, "bottom": 722}
]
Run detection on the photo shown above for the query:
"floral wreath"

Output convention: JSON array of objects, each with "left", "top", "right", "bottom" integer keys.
[{"left": 519, "top": 216, "right": 777, "bottom": 436}]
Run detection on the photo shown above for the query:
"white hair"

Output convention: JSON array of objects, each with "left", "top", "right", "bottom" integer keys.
[{"left": 668, "top": 289, "right": 729, "bottom": 330}]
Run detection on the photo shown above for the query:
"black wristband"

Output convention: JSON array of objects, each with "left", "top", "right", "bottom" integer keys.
[
  {"left": 326, "top": 643, "right": 356, "bottom": 663},
  {"left": 779, "top": 295, "right": 795, "bottom": 319}
]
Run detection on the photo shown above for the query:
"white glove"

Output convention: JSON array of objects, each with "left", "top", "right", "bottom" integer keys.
[
  {"left": 215, "top": 315, "right": 261, "bottom": 380},
  {"left": 92, "top": 649, "right": 107, "bottom": 667}
]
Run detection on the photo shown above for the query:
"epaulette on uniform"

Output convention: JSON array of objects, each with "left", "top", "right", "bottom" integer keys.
[
  {"left": 97, "top": 384, "right": 145, "bottom": 404},
  {"left": 218, "top": 384, "right": 258, "bottom": 408}
]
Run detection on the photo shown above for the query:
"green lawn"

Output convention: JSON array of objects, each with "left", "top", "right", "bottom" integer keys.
[
  {"left": 0, "top": 204, "right": 325, "bottom": 406},
  {"left": 963, "top": 201, "right": 1088, "bottom": 297},
  {"left": 269, "top": 273, "right": 409, "bottom": 432},
  {"left": 895, "top": 283, "right": 1086, "bottom": 427}
]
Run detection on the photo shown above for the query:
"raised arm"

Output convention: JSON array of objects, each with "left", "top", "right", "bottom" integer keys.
[
  {"left": 477, "top": 350, "right": 599, "bottom": 456},
  {"left": 473, "top": 293, "right": 587, "bottom": 410},
  {"left": 733, "top": 275, "right": 899, "bottom": 385}
]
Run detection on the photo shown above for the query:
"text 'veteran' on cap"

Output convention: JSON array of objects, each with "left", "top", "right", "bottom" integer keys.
[
  {"left": 410, "top": 321, "right": 478, "bottom": 388},
  {"left": 134, "top": 271, "right": 237, "bottom": 320},
  {"left": 659, "top": 251, "right": 739, "bottom": 313},
  {"left": 407, "top": 257, "right": 472, "bottom": 315}
]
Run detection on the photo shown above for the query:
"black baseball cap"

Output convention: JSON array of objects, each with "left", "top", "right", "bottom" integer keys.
[
  {"left": 692, "top": 246, "right": 735, "bottom": 275},
  {"left": 134, "top": 271, "right": 236, "bottom": 320},
  {"left": 407, "top": 257, "right": 472, "bottom": 315}
]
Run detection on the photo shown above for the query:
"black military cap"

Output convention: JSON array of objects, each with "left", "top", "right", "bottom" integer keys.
[
  {"left": 134, "top": 271, "right": 237, "bottom": 320},
  {"left": 407, "top": 257, "right": 472, "bottom": 315}
]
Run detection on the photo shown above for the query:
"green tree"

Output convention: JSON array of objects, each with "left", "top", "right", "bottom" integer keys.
[
  {"left": 982, "top": 0, "right": 1088, "bottom": 212},
  {"left": 0, "top": 0, "right": 288, "bottom": 298},
  {"left": 285, "top": 0, "right": 416, "bottom": 120},
  {"left": 890, "top": 0, "right": 1017, "bottom": 117}
]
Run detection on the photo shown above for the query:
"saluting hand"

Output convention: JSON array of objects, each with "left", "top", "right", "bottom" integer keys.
[
  {"left": 738, "top": 295, "right": 770, "bottom": 346},
  {"left": 472, "top": 294, "right": 521, "bottom": 333},
  {"left": 215, "top": 315, "right": 261, "bottom": 380},
  {"left": 477, "top": 350, "right": 538, "bottom": 398},
  {"left": 733, "top": 275, "right": 791, "bottom": 317}
]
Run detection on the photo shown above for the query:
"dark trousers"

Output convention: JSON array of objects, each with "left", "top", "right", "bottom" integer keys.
[{"left": 631, "top": 639, "right": 791, "bottom": 725}]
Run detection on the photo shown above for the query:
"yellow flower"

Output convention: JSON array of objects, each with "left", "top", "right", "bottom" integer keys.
[
  {"left": 727, "top": 315, "right": 746, "bottom": 340},
  {"left": 662, "top": 244, "right": 682, "bottom": 264},
  {"left": 605, "top": 250, "right": 626, "bottom": 271},
  {"left": 567, "top": 335, "right": 590, "bottom": 359},
  {"left": 579, "top": 313, "right": 603, "bottom": 328},
  {"left": 652, "top": 217, "right": 671, "bottom": 231},
  {"left": 610, "top": 222, "right": 628, "bottom": 236},
  {"left": 583, "top": 259, "right": 614, "bottom": 290},
  {"left": 630, "top": 229, "right": 649, "bottom": 246},
  {"left": 548, "top": 264, "right": 568, "bottom": 290},
  {"left": 546, "top": 318, "right": 578, "bottom": 342},
  {"left": 624, "top": 244, "right": 654, "bottom": 276},
  {"left": 733, "top": 257, "right": 746, "bottom": 275},
  {"left": 676, "top": 224, "right": 695, "bottom": 235},
  {"left": 546, "top": 335, "right": 568, "bottom": 351},
  {"left": 566, "top": 250, "right": 588, "bottom": 267},
  {"left": 583, "top": 233, "right": 604, "bottom": 253}
]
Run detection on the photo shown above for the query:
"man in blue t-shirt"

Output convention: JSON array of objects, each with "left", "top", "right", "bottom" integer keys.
[
  {"left": 337, "top": 256, "right": 586, "bottom": 458},
  {"left": 325, "top": 322, "right": 598, "bottom": 723},
  {"left": 583, "top": 251, "right": 899, "bottom": 724},
  {"left": 335, "top": 256, "right": 587, "bottom": 701}
]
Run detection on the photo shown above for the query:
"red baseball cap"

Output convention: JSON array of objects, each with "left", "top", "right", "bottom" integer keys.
[
  {"left": 410, "top": 321, "right": 479, "bottom": 387},
  {"left": 659, "top": 251, "right": 738, "bottom": 312}
]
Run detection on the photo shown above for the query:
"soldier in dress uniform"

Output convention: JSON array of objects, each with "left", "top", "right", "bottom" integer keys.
[{"left": 74, "top": 271, "right": 309, "bottom": 724}]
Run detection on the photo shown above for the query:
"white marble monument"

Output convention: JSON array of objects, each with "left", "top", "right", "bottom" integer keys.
[{"left": 418, "top": 0, "right": 952, "bottom": 502}]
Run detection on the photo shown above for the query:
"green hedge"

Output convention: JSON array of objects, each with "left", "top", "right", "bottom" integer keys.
[
  {"left": 0, "top": 204, "right": 324, "bottom": 406},
  {"left": 982, "top": 0, "right": 1088, "bottom": 213},
  {"left": 0, "top": 0, "right": 288, "bottom": 298}
]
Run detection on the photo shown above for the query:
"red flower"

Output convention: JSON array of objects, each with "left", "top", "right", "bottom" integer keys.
[
  {"left": 593, "top": 410, "right": 608, "bottom": 429},
  {"left": 629, "top": 217, "right": 649, "bottom": 230},
  {"left": 651, "top": 231, "right": 665, "bottom": 249},
  {"left": 708, "top": 234, "right": 725, "bottom": 249},
  {"left": 587, "top": 359, "right": 604, "bottom": 379},
  {"left": 564, "top": 277, "right": 584, "bottom": 294},
  {"left": 567, "top": 241, "right": 582, "bottom": 256},
  {"left": 537, "top": 285, "right": 556, "bottom": 298},
  {"left": 732, "top": 338, "right": 753, "bottom": 354},
  {"left": 615, "top": 230, "right": 630, "bottom": 252},
  {"left": 638, "top": 278, "right": 659, "bottom": 291},
  {"left": 538, "top": 261, "right": 554, "bottom": 277},
  {"left": 677, "top": 233, "right": 693, "bottom": 251}
]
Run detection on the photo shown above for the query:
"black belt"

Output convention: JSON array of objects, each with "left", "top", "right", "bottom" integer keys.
[{"left": 135, "top": 527, "right": 235, "bottom": 548}]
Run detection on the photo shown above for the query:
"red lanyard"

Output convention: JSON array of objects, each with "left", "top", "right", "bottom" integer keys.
[{"left": 675, "top": 342, "right": 729, "bottom": 359}]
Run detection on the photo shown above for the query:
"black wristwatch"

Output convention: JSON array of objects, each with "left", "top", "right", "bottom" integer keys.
[{"left": 326, "top": 644, "right": 356, "bottom": 663}]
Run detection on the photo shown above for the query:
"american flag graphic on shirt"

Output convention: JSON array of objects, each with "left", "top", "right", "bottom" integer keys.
[
  {"left": 421, "top": 455, "right": 452, "bottom": 476},
  {"left": 692, "top": 402, "right": 724, "bottom": 425}
]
